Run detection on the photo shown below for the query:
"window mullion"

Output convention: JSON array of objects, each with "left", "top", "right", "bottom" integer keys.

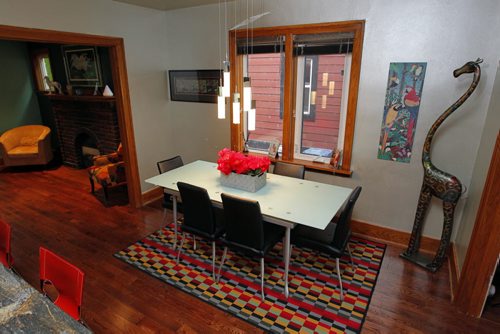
[{"left": 281, "top": 33, "right": 295, "bottom": 160}]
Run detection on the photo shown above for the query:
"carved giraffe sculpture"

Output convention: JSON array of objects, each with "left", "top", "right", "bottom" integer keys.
[{"left": 401, "top": 59, "right": 483, "bottom": 272}]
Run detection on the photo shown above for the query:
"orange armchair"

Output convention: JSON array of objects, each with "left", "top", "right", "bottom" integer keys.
[
  {"left": 0, "top": 125, "right": 53, "bottom": 166},
  {"left": 87, "top": 144, "right": 126, "bottom": 202}
]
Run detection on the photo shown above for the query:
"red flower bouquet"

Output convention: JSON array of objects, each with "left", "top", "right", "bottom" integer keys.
[{"left": 217, "top": 148, "right": 271, "bottom": 176}]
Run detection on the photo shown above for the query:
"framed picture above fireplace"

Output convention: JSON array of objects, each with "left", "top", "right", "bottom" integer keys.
[{"left": 62, "top": 45, "right": 103, "bottom": 87}]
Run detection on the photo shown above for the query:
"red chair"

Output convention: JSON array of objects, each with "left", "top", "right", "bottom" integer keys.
[
  {"left": 39, "top": 247, "right": 85, "bottom": 321},
  {"left": 0, "top": 220, "right": 13, "bottom": 268}
]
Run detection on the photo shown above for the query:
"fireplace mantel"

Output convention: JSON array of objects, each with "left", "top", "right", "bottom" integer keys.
[{"left": 46, "top": 94, "right": 116, "bottom": 103}]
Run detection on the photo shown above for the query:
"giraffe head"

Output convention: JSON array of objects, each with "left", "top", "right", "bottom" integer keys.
[{"left": 453, "top": 58, "right": 483, "bottom": 77}]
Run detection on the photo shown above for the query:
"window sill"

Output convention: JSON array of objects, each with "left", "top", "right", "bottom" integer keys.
[{"left": 248, "top": 152, "right": 352, "bottom": 177}]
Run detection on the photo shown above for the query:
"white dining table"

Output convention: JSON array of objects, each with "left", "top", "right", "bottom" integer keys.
[{"left": 146, "top": 160, "right": 352, "bottom": 298}]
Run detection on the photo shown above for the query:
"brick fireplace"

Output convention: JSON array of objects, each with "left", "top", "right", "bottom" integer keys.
[{"left": 49, "top": 96, "right": 121, "bottom": 168}]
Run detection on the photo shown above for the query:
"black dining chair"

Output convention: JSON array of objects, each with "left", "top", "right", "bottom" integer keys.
[
  {"left": 273, "top": 161, "right": 305, "bottom": 179},
  {"left": 176, "top": 182, "right": 225, "bottom": 280},
  {"left": 218, "top": 193, "right": 285, "bottom": 299},
  {"left": 291, "top": 186, "right": 362, "bottom": 301},
  {"left": 157, "top": 156, "right": 184, "bottom": 222}
]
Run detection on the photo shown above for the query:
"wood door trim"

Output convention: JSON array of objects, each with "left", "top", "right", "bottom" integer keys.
[
  {"left": 454, "top": 131, "right": 500, "bottom": 316},
  {"left": 0, "top": 24, "right": 141, "bottom": 208}
]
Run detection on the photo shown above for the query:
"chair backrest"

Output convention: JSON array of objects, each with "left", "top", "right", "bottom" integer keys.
[
  {"left": 177, "top": 182, "right": 216, "bottom": 234},
  {"left": 0, "top": 220, "right": 12, "bottom": 267},
  {"left": 273, "top": 161, "right": 305, "bottom": 179},
  {"left": 332, "top": 186, "right": 362, "bottom": 250},
  {"left": 221, "top": 193, "right": 265, "bottom": 251},
  {"left": 39, "top": 247, "right": 84, "bottom": 318},
  {"left": 157, "top": 155, "right": 184, "bottom": 174}
]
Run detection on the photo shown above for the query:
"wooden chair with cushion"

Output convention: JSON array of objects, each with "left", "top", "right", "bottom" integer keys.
[
  {"left": 176, "top": 182, "right": 225, "bottom": 280},
  {"left": 0, "top": 125, "right": 53, "bottom": 166},
  {"left": 87, "top": 143, "right": 126, "bottom": 203},
  {"left": 291, "top": 186, "right": 362, "bottom": 301},
  {"left": 219, "top": 193, "right": 285, "bottom": 298},
  {"left": 39, "top": 247, "right": 85, "bottom": 321},
  {"left": 273, "top": 161, "right": 305, "bottom": 179}
]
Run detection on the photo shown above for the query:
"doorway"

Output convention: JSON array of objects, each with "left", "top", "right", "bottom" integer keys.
[{"left": 0, "top": 24, "right": 141, "bottom": 207}]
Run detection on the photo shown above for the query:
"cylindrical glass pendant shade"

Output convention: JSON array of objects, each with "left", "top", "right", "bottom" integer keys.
[
  {"left": 223, "top": 71, "right": 230, "bottom": 97},
  {"left": 243, "top": 77, "right": 252, "bottom": 111},
  {"left": 232, "top": 93, "right": 240, "bottom": 124},
  {"left": 248, "top": 100, "right": 256, "bottom": 131},
  {"left": 217, "top": 87, "right": 225, "bottom": 119}
]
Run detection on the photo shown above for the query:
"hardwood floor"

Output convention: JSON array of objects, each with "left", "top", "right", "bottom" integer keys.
[{"left": 1, "top": 165, "right": 499, "bottom": 333}]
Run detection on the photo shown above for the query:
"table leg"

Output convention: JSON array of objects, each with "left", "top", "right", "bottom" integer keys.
[
  {"left": 284, "top": 226, "right": 290, "bottom": 299},
  {"left": 172, "top": 195, "right": 178, "bottom": 250}
]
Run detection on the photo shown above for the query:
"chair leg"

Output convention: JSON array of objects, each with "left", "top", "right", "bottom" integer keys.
[
  {"left": 193, "top": 236, "right": 197, "bottom": 251},
  {"left": 89, "top": 178, "right": 95, "bottom": 193},
  {"left": 336, "top": 258, "right": 344, "bottom": 301},
  {"left": 217, "top": 247, "right": 228, "bottom": 283},
  {"left": 176, "top": 233, "right": 186, "bottom": 264},
  {"left": 211, "top": 241, "right": 216, "bottom": 281},
  {"left": 103, "top": 185, "right": 109, "bottom": 203},
  {"left": 347, "top": 244, "right": 355, "bottom": 270},
  {"left": 261, "top": 257, "right": 265, "bottom": 299}
]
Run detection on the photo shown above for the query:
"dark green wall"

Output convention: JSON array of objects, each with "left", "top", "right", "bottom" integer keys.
[{"left": 0, "top": 40, "right": 41, "bottom": 135}]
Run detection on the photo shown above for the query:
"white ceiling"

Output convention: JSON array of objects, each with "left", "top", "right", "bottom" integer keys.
[{"left": 113, "top": 0, "right": 227, "bottom": 11}]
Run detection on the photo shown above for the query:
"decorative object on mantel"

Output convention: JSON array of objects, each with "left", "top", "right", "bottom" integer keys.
[
  {"left": 44, "top": 76, "right": 62, "bottom": 94},
  {"left": 401, "top": 58, "right": 483, "bottom": 272},
  {"left": 102, "top": 85, "right": 114, "bottom": 97},
  {"left": 66, "top": 84, "right": 73, "bottom": 96},
  {"left": 217, "top": 148, "right": 270, "bottom": 192},
  {"left": 377, "top": 62, "right": 427, "bottom": 163}
]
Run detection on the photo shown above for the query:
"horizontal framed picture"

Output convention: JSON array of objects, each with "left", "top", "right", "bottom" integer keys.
[
  {"left": 62, "top": 45, "right": 102, "bottom": 87},
  {"left": 169, "top": 70, "right": 222, "bottom": 103}
]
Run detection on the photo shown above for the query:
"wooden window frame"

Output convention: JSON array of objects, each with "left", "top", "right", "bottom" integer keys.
[{"left": 229, "top": 21, "right": 365, "bottom": 176}]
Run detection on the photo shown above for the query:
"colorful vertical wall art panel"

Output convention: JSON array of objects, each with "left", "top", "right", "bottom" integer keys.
[{"left": 378, "top": 62, "right": 427, "bottom": 163}]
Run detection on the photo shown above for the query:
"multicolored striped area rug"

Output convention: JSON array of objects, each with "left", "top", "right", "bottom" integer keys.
[{"left": 115, "top": 225, "right": 385, "bottom": 333}]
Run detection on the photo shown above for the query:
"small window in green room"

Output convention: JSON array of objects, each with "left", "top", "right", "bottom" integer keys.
[{"left": 31, "top": 48, "right": 53, "bottom": 92}]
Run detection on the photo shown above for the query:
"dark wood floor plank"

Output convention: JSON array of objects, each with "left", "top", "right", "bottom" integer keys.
[{"left": 1, "top": 165, "right": 499, "bottom": 333}]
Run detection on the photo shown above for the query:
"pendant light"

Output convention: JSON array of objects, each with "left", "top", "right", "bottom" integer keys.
[
  {"left": 248, "top": 100, "right": 256, "bottom": 131},
  {"left": 217, "top": 87, "right": 225, "bottom": 119},
  {"left": 243, "top": 77, "right": 252, "bottom": 111},
  {"left": 232, "top": 93, "right": 240, "bottom": 124}
]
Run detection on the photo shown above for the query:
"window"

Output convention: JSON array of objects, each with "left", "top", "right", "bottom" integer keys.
[
  {"left": 31, "top": 48, "right": 54, "bottom": 92},
  {"left": 229, "top": 21, "right": 364, "bottom": 175}
]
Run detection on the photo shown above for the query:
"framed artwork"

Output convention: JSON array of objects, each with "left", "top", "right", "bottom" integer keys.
[
  {"left": 169, "top": 70, "right": 222, "bottom": 103},
  {"left": 377, "top": 62, "right": 427, "bottom": 163},
  {"left": 62, "top": 46, "right": 102, "bottom": 87}
]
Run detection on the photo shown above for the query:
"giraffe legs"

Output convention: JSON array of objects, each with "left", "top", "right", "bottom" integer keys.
[
  {"left": 402, "top": 184, "right": 432, "bottom": 257},
  {"left": 427, "top": 200, "right": 457, "bottom": 271}
]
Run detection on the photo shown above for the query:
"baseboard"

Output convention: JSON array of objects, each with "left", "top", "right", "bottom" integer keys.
[
  {"left": 142, "top": 186, "right": 163, "bottom": 205},
  {"left": 448, "top": 242, "right": 460, "bottom": 300},
  {"left": 351, "top": 220, "right": 440, "bottom": 254}
]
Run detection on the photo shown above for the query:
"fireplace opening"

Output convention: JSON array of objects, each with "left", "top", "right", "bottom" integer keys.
[{"left": 75, "top": 132, "right": 100, "bottom": 168}]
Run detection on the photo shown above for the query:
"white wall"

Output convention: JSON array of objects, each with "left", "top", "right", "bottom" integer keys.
[
  {"left": 1, "top": 0, "right": 498, "bottom": 240},
  {"left": 0, "top": 0, "right": 174, "bottom": 187},
  {"left": 163, "top": 0, "right": 500, "bottom": 239}
]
